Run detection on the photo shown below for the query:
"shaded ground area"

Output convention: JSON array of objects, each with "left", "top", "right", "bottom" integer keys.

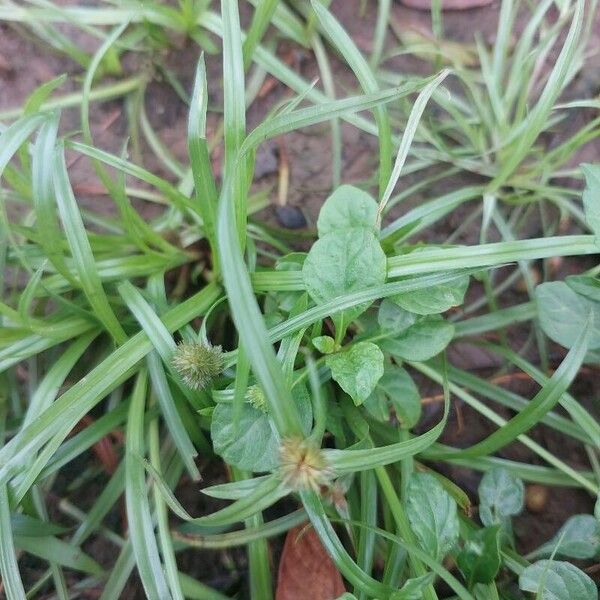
[{"left": 1, "top": 1, "right": 600, "bottom": 596}]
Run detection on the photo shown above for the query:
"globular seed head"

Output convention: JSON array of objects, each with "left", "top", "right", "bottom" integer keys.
[
  {"left": 279, "top": 437, "right": 332, "bottom": 493},
  {"left": 246, "top": 384, "right": 268, "bottom": 412},
  {"left": 171, "top": 342, "right": 224, "bottom": 390}
]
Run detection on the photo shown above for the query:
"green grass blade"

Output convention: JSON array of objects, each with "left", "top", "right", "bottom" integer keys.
[
  {"left": 301, "top": 489, "right": 389, "bottom": 597},
  {"left": 188, "top": 54, "right": 219, "bottom": 264},
  {"left": 448, "top": 323, "right": 590, "bottom": 458},
  {"left": 311, "top": 0, "right": 391, "bottom": 196},
  {"left": 147, "top": 351, "right": 201, "bottom": 480},
  {"left": 52, "top": 143, "right": 127, "bottom": 344},
  {"left": 376, "top": 69, "right": 450, "bottom": 222},
  {"left": 0, "top": 484, "right": 26, "bottom": 599},
  {"left": 387, "top": 235, "right": 598, "bottom": 277},
  {"left": 324, "top": 387, "right": 448, "bottom": 473},
  {"left": 31, "top": 113, "right": 77, "bottom": 283},
  {"left": 175, "top": 510, "right": 306, "bottom": 549},
  {"left": 217, "top": 173, "right": 302, "bottom": 435},
  {"left": 125, "top": 370, "right": 171, "bottom": 600},
  {"left": 0, "top": 283, "right": 221, "bottom": 485},
  {"left": 149, "top": 419, "right": 185, "bottom": 600},
  {"left": 221, "top": 0, "right": 247, "bottom": 246},
  {"left": 243, "top": 0, "right": 279, "bottom": 70},
  {"left": 14, "top": 535, "right": 102, "bottom": 575},
  {"left": 489, "top": 0, "right": 584, "bottom": 190}
]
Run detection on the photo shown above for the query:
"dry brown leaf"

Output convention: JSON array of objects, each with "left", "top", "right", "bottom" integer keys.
[{"left": 276, "top": 525, "right": 346, "bottom": 600}]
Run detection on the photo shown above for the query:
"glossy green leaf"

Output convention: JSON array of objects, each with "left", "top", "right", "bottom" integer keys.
[
  {"left": 457, "top": 526, "right": 501, "bottom": 586},
  {"left": 406, "top": 472, "right": 459, "bottom": 560},
  {"left": 566, "top": 275, "right": 600, "bottom": 302},
  {"left": 531, "top": 515, "right": 600, "bottom": 560},
  {"left": 391, "top": 273, "right": 469, "bottom": 315},
  {"left": 380, "top": 316, "right": 455, "bottom": 361},
  {"left": 364, "top": 364, "right": 421, "bottom": 428},
  {"left": 316, "top": 185, "right": 378, "bottom": 236},
  {"left": 377, "top": 299, "right": 417, "bottom": 334},
  {"left": 312, "top": 335, "right": 336, "bottom": 354},
  {"left": 478, "top": 468, "right": 524, "bottom": 527},
  {"left": 326, "top": 341, "right": 384, "bottom": 406},
  {"left": 536, "top": 281, "right": 600, "bottom": 350},
  {"left": 211, "top": 385, "right": 312, "bottom": 472},
  {"left": 519, "top": 560, "right": 598, "bottom": 600},
  {"left": 303, "top": 228, "right": 387, "bottom": 332}
]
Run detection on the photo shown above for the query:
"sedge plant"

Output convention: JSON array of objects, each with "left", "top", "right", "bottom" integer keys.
[{"left": 0, "top": 0, "right": 599, "bottom": 599}]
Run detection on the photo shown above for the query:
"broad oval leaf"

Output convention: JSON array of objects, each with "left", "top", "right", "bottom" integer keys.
[
  {"left": 377, "top": 299, "right": 417, "bottom": 334},
  {"left": 380, "top": 316, "right": 455, "bottom": 362},
  {"left": 391, "top": 274, "right": 469, "bottom": 315},
  {"left": 364, "top": 365, "right": 421, "bottom": 428},
  {"left": 302, "top": 228, "right": 387, "bottom": 328},
  {"left": 457, "top": 526, "right": 501, "bottom": 586},
  {"left": 536, "top": 281, "right": 600, "bottom": 350},
  {"left": 276, "top": 525, "right": 346, "bottom": 600},
  {"left": 478, "top": 468, "right": 524, "bottom": 527},
  {"left": 407, "top": 472, "right": 459, "bottom": 560},
  {"left": 317, "top": 184, "right": 378, "bottom": 237},
  {"left": 326, "top": 341, "right": 384, "bottom": 406},
  {"left": 519, "top": 560, "right": 598, "bottom": 600},
  {"left": 532, "top": 514, "right": 600, "bottom": 560},
  {"left": 566, "top": 275, "right": 600, "bottom": 302},
  {"left": 211, "top": 385, "right": 312, "bottom": 472}
]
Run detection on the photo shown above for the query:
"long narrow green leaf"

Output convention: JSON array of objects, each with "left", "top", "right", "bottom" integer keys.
[
  {"left": 175, "top": 510, "right": 307, "bottom": 549},
  {"left": 125, "top": 370, "right": 171, "bottom": 600},
  {"left": 301, "top": 489, "right": 390, "bottom": 597},
  {"left": 489, "top": 0, "right": 584, "bottom": 189},
  {"left": 311, "top": 0, "right": 391, "bottom": 196},
  {"left": 31, "top": 113, "right": 75, "bottom": 283},
  {"left": 0, "top": 484, "right": 26, "bottom": 599},
  {"left": 0, "top": 283, "right": 221, "bottom": 485},
  {"left": 243, "top": 0, "right": 279, "bottom": 70},
  {"left": 446, "top": 323, "right": 590, "bottom": 458},
  {"left": 15, "top": 535, "right": 103, "bottom": 575},
  {"left": 221, "top": 0, "right": 247, "bottom": 246},
  {"left": 387, "top": 235, "right": 598, "bottom": 277},
  {"left": 217, "top": 173, "right": 302, "bottom": 435},
  {"left": 52, "top": 143, "right": 126, "bottom": 344},
  {"left": 188, "top": 54, "right": 219, "bottom": 263},
  {"left": 147, "top": 351, "right": 201, "bottom": 480},
  {"left": 376, "top": 69, "right": 450, "bottom": 221}
]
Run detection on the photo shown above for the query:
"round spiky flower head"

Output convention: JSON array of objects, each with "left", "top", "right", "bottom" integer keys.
[
  {"left": 246, "top": 384, "right": 267, "bottom": 412},
  {"left": 279, "top": 437, "right": 333, "bottom": 493},
  {"left": 171, "top": 342, "right": 224, "bottom": 390}
]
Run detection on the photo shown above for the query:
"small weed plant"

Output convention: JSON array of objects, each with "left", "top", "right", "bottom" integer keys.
[{"left": 0, "top": 1, "right": 599, "bottom": 599}]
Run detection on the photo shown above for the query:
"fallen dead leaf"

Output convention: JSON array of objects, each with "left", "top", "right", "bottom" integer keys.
[{"left": 276, "top": 525, "right": 346, "bottom": 600}]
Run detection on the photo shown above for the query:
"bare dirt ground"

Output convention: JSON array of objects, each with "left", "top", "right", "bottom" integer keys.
[{"left": 1, "top": 1, "right": 600, "bottom": 596}]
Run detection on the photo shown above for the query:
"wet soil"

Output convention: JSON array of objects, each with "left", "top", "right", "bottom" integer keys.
[{"left": 2, "top": 0, "right": 600, "bottom": 596}]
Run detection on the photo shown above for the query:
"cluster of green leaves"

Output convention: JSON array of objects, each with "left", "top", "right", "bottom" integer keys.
[{"left": 0, "top": 0, "right": 599, "bottom": 599}]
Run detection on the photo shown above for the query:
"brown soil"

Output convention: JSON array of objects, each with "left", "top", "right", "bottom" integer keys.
[{"left": 2, "top": 1, "right": 599, "bottom": 597}]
